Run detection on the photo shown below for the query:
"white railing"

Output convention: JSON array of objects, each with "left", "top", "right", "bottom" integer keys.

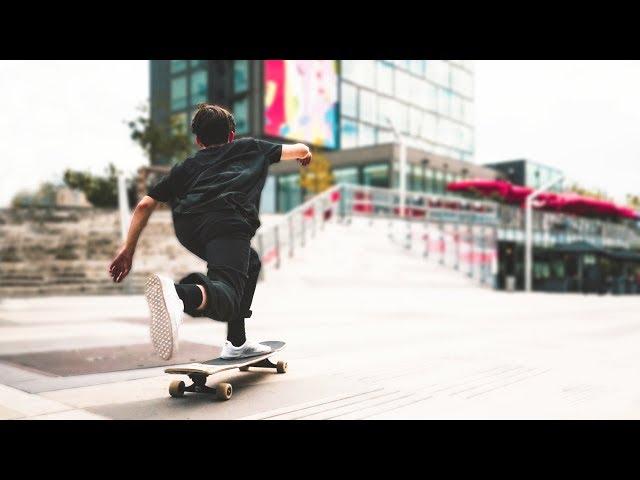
[
  {"left": 254, "top": 182, "right": 640, "bottom": 287},
  {"left": 252, "top": 184, "right": 343, "bottom": 281},
  {"left": 254, "top": 183, "right": 499, "bottom": 286}
]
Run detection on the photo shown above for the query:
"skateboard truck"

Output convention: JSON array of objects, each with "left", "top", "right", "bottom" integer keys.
[
  {"left": 166, "top": 341, "right": 286, "bottom": 401},
  {"left": 170, "top": 374, "right": 233, "bottom": 401},
  {"left": 238, "top": 357, "right": 284, "bottom": 372}
]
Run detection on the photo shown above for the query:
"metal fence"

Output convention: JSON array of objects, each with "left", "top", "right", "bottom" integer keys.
[
  {"left": 339, "top": 184, "right": 499, "bottom": 286},
  {"left": 253, "top": 183, "right": 640, "bottom": 286},
  {"left": 254, "top": 183, "right": 499, "bottom": 286},
  {"left": 252, "top": 185, "right": 343, "bottom": 281},
  {"left": 497, "top": 204, "right": 640, "bottom": 248}
]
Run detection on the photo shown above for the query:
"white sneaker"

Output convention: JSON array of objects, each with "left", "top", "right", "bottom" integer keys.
[
  {"left": 145, "top": 274, "right": 184, "bottom": 360},
  {"left": 220, "top": 340, "right": 272, "bottom": 360}
]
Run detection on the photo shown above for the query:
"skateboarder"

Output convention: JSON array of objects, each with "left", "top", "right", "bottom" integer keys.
[{"left": 108, "top": 104, "right": 312, "bottom": 361}]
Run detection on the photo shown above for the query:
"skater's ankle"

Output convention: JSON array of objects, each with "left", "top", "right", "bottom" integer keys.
[
  {"left": 195, "top": 285, "right": 207, "bottom": 310},
  {"left": 227, "top": 337, "right": 246, "bottom": 348},
  {"left": 174, "top": 283, "right": 206, "bottom": 312}
]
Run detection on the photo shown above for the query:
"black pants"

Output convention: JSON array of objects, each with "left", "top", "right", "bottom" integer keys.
[{"left": 176, "top": 233, "right": 261, "bottom": 342}]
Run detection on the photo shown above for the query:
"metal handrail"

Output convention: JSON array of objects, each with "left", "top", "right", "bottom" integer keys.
[
  {"left": 254, "top": 182, "right": 640, "bottom": 283},
  {"left": 253, "top": 184, "right": 343, "bottom": 280}
]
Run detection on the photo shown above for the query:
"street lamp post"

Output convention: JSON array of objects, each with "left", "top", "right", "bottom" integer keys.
[
  {"left": 386, "top": 116, "right": 410, "bottom": 249},
  {"left": 386, "top": 116, "right": 407, "bottom": 219},
  {"left": 524, "top": 175, "right": 564, "bottom": 292},
  {"left": 117, "top": 171, "right": 130, "bottom": 242}
]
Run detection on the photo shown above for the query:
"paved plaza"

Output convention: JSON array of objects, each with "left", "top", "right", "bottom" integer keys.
[{"left": 1, "top": 218, "right": 640, "bottom": 420}]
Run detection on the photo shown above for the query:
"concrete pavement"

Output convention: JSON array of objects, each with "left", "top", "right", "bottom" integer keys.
[{"left": 1, "top": 218, "right": 640, "bottom": 419}]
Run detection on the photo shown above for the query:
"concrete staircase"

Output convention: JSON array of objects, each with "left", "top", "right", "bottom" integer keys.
[{"left": 0, "top": 209, "right": 205, "bottom": 297}]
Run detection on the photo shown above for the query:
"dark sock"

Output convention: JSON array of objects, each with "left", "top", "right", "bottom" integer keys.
[
  {"left": 227, "top": 318, "right": 246, "bottom": 347},
  {"left": 174, "top": 284, "right": 203, "bottom": 312}
]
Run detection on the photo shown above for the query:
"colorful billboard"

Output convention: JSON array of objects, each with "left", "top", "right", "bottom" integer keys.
[{"left": 264, "top": 60, "right": 338, "bottom": 149}]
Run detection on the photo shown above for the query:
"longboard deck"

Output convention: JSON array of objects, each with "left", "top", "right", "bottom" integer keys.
[{"left": 165, "top": 341, "right": 285, "bottom": 376}]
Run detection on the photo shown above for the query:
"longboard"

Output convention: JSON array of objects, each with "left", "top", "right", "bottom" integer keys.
[{"left": 164, "top": 341, "right": 286, "bottom": 401}]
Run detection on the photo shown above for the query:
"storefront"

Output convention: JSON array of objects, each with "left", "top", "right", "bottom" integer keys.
[{"left": 497, "top": 241, "right": 640, "bottom": 294}]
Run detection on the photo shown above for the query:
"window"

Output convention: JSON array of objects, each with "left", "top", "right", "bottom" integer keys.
[
  {"left": 377, "top": 129, "right": 395, "bottom": 144},
  {"left": 359, "top": 89, "right": 377, "bottom": 124},
  {"left": 390, "top": 99, "right": 408, "bottom": 134},
  {"left": 394, "top": 70, "right": 412, "bottom": 103},
  {"left": 171, "top": 76, "right": 187, "bottom": 111},
  {"left": 378, "top": 96, "right": 395, "bottom": 128},
  {"left": 410, "top": 164, "right": 423, "bottom": 191},
  {"left": 233, "top": 60, "right": 249, "bottom": 94},
  {"left": 358, "top": 123, "right": 376, "bottom": 146},
  {"left": 438, "top": 118, "right": 456, "bottom": 147},
  {"left": 363, "top": 163, "right": 390, "bottom": 188},
  {"left": 461, "top": 126, "right": 473, "bottom": 152},
  {"left": 438, "top": 88, "right": 451, "bottom": 117},
  {"left": 341, "top": 119, "right": 358, "bottom": 149},
  {"left": 425, "top": 168, "right": 434, "bottom": 192},
  {"left": 376, "top": 61, "right": 394, "bottom": 96},
  {"left": 462, "top": 99, "right": 474, "bottom": 125},
  {"left": 260, "top": 176, "right": 276, "bottom": 213},
  {"left": 334, "top": 167, "right": 359, "bottom": 185},
  {"left": 410, "top": 60, "right": 424, "bottom": 76},
  {"left": 397, "top": 59, "right": 411, "bottom": 70},
  {"left": 451, "top": 66, "right": 472, "bottom": 97},
  {"left": 190, "top": 70, "right": 208, "bottom": 105},
  {"left": 433, "top": 170, "right": 445, "bottom": 193},
  {"left": 418, "top": 81, "right": 437, "bottom": 112},
  {"left": 409, "top": 107, "right": 422, "bottom": 137},
  {"left": 421, "top": 112, "right": 436, "bottom": 141},
  {"left": 190, "top": 60, "right": 204, "bottom": 69},
  {"left": 428, "top": 60, "right": 449, "bottom": 87},
  {"left": 233, "top": 97, "right": 249, "bottom": 134},
  {"left": 341, "top": 60, "right": 375, "bottom": 89},
  {"left": 341, "top": 82, "right": 358, "bottom": 118},
  {"left": 450, "top": 94, "right": 462, "bottom": 121},
  {"left": 170, "top": 60, "right": 187, "bottom": 74},
  {"left": 452, "top": 124, "right": 464, "bottom": 150},
  {"left": 277, "top": 174, "right": 302, "bottom": 212}
]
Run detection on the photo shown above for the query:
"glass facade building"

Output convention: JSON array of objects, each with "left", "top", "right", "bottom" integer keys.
[
  {"left": 339, "top": 60, "right": 474, "bottom": 162},
  {"left": 150, "top": 60, "right": 479, "bottom": 211},
  {"left": 484, "top": 159, "right": 565, "bottom": 193}
]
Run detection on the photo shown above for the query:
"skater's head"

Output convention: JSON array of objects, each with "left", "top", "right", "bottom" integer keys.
[{"left": 191, "top": 103, "right": 236, "bottom": 148}]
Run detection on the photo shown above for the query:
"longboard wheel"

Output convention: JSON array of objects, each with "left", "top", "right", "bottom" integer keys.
[
  {"left": 239, "top": 366, "right": 250, "bottom": 372},
  {"left": 276, "top": 361, "right": 288, "bottom": 374},
  {"left": 216, "top": 383, "right": 233, "bottom": 401},
  {"left": 169, "top": 380, "right": 185, "bottom": 398}
]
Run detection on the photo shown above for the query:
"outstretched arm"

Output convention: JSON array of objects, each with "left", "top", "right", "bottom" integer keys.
[
  {"left": 281, "top": 143, "right": 312, "bottom": 166},
  {"left": 108, "top": 195, "right": 158, "bottom": 283}
]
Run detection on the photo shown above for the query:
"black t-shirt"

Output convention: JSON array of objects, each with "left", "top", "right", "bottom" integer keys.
[{"left": 147, "top": 137, "right": 282, "bottom": 248}]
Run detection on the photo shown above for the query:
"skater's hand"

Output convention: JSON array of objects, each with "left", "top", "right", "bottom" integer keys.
[
  {"left": 297, "top": 150, "right": 312, "bottom": 167},
  {"left": 109, "top": 245, "right": 134, "bottom": 283}
]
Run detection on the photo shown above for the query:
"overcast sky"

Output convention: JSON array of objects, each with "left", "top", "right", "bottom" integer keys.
[{"left": 1, "top": 60, "right": 638, "bottom": 207}]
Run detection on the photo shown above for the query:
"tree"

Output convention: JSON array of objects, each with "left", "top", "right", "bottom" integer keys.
[
  {"left": 11, "top": 182, "right": 58, "bottom": 208},
  {"left": 568, "top": 183, "right": 611, "bottom": 201},
  {"left": 299, "top": 150, "right": 335, "bottom": 197},
  {"left": 62, "top": 163, "right": 134, "bottom": 208},
  {"left": 127, "top": 102, "right": 191, "bottom": 164},
  {"left": 626, "top": 194, "right": 640, "bottom": 210}
]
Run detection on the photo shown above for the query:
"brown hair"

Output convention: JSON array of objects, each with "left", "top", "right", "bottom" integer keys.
[{"left": 191, "top": 103, "right": 236, "bottom": 146}]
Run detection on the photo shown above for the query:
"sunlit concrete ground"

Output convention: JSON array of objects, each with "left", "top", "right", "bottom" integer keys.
[{"left": 1, "top": 217, "right": 640, "bottom": 420}]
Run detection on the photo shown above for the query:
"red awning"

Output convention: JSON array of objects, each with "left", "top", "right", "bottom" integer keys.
[
  {"left": 446, "top": 179, "right": 512, "bottom": 198},
  {"left": 446, "top": 179, "right": 639, "bottom": 220}
]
